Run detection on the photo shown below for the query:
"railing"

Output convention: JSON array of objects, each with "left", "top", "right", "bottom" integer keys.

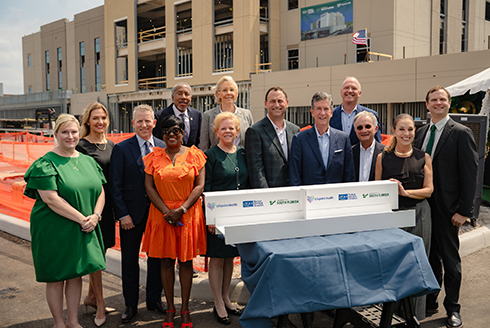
[
  {"left": 176, "top": 72, "right": 193, "bottom": 78},
  {"left": 367, "top": 51, "right": 392, "bottom": 61},
  {"left": 254, "top": 55, "right": 272, "bottom": 74},
  {"left": 214, "top": 18, "right": 233, "bottom": 28},
  {"left": 214, "top": 67, "right": 234, "bottom": 73},
  {"left": 138, "top": 26, "right": 166, "bottom": 43},
  {"left": 138, "top": 76, "right": 167, "bottom": 90}
]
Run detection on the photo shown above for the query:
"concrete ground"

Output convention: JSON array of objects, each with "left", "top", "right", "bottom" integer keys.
[{"left": 1, "top": 206, "right": 490, "bottom": 327}]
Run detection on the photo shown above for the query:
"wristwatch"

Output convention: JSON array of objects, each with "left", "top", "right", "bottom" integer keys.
[
  {"left": 94, "top": 212, "right": 102, "bottom": 221},
  {"left": 180, "top": 206, "right": 187, "bottom": 213}
]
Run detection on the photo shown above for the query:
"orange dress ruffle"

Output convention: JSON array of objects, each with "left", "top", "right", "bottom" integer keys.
[{"left": 141, "top": 146, "right": 207, "bottom": 262}]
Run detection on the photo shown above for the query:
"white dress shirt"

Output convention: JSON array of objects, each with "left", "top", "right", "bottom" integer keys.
[
  {"left": 421, "top": 115, "right": 450, "bottom": 159},
  {"left": 359, "top": 139, "right": 376, "bottom": 181},
  {"left": 314, "top": 125, "right": 330, "bottom": 169},
  {"left": 267, "top": 115, "right": 288, "bottom": 160}
]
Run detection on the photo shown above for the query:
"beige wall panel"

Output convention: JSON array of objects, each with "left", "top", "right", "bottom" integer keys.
[
  {"left": 66, "top": 22, "right": 77, "bottom": 92},
  {"left": 70, "top": 91, "right": 108, "bottom": 115},
  {"left": 270, "top": 0, "right": 281, "bottom": 71},
  {"left": 104, "top": 0, "right": 137, "bottom": 94},
  {"left": 301, "top": 35, "right": 352, "bottom": 68},
  {"left": 22, "top": 32, "right": 43, "bottom": 93},
  {"left": 233, "top": 0, "right": 260, "bottom": 79},
  {"left": 164, "top": 0, "right": 177, "bottom": 87},
  {"left": 445, "top": 0, "right": 462, "bottom": 54},
  {"left": 197, "top": 0, "right": 213, "bottom": 84},
  {"left": 485, "top": 21, "right": 490, "bottom": 50},
  {"left": 430, "top": 0, "right": 439, "bottom": 55},
  {"left": 280, "top": 6, "right": 300, "bottom": 49}
]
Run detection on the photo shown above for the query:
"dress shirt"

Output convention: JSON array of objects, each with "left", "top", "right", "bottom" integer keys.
[
  {"left": 173, "top": 105, "right": 190, "bottom": 138},
  {"left": 136, "top": 134, "right": 154, "bottom": 158},
  {"left": 267, "top": 114, "right": 288, "bottom": 160},
  {"left": 219, "top": 105, "right": 241, "bottom": 146},
  {"left": 359, "top": 139, "right": 376, "bottom": 182},
  {"left": 421, "top": 115, "right": 450, "bottom": 159},
  {"left": 314, "top": 125, "right": 330, "bottom": 169},
  {"left": 340, "top": 104, "right": 359, "bottom": 135}
]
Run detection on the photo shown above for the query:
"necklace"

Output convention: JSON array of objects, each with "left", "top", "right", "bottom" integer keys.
[
  {"left": 86, "top": 137, "right": 107, "bottom": 151},
  {"left": 224, "top": 150, "right": 240, "bottom": 190},
  {"left": 94, "top": 142, "right": 107, "bottom": 151},
  {"left": 395, "top": 148, "right": 413, "bottom": 157},
  {"left": 67, "top": 156, "right": 79, "bottom": 171},
  {"left": 166, "top": 147, "right": 183, "bottom": 166}
]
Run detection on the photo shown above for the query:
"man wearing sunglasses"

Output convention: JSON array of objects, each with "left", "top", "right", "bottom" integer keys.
[
  {"left": 330, "top": 77, "right": 381, "bottom": 146},
  {"left": 352, "top": 111, "right": 385, "bottom": 182}
]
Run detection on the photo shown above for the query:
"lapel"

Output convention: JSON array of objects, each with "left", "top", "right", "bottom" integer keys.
[
  {"left": 331, "top": 107, "right": 341, "bottom": 129},
  {"left": 306, "top": 128, "right": 325, "bottom": 171},
  {"left": 262, "top": 118, "right": 286, "bottom": 161},
  {"left": 285, "top": 121, "right": 296, "bottom": 152},
  {"left": 415, "top": 124, "right": 429, "bottom": 149},
  {"left": 352, "top": 143, "right": 360, "bottom": 181},
  {"left": 370, "top": 141, "right": 384, "bottom": 181},
  {"left": 326, "top": 129, "right": 338, "bottom": 172},
  {"left": 129, "top": 135, "right": 146, "bottom": 179},
  {"left": 433, "top": 118, "right": 454, "bottom": 160}
]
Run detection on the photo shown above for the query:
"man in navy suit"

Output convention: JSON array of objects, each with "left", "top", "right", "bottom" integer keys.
[
  {"left": 289, "top": 91, "right": 355, "bottom": 186},
  {"left": 330, "top": 77, "right": 381, "bottom": 145},
  {"left": 153, "top": 82, "right": 202, "bottom": 147},
  {"left": 352, "top": 111, "right": 385, "bottom": 182},
  {"left": 110, "top": 105, "right": 166, "bottom": 323}
]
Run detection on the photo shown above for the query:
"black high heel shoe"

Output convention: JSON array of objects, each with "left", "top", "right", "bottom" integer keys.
[
  {"left": 225, "top": 305, "right": 243, "bottom": 316},
  {"left": 213, "top": 307, "right": 231, "bottom": 325}
]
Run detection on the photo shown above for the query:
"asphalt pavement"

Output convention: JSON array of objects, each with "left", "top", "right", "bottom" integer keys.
[{"left": 1, "top": 207, "right": 490, "bottom": 328}]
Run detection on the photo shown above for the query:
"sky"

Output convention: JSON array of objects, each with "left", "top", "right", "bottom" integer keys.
[{"left": 0, "top": 0, "right": 104, "bottom": 95}]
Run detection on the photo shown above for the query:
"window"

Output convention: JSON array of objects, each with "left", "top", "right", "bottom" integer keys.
[
  {"left": 176, "top": 2, "right": 192, "bottom": 33},
  {"left": 27, "top": 55, "right": 31, "bottom": 67},
  {"left": 57, "top": 48, "right": 62, "bottom": 89},
  {"left": 176, "top": 3, "right": 192, "bottom": 76},
  {"left": 486, "top": 1, "right": 490, "bottom": 21},
  {"left": 115, "top": 19, "right": 128, "bottom": 84},
  {"left": 95, "top": 38, "right": 101, "bottom": 91},
  {"left": 288, "top": 0, "right": 298, "bottom": 10},
  {"left": 440, "top": 0, "right": 447, "bottom": 54},
  {"left": 461, "top": 0, "right": 468, "bottom": 52},
  {"left": 288, "top": 49, "right": 299, "bottom": 70},
  {"left": 80, "top": 42, "right": 85, "bottom": 93},
  {"left": 214, "top": 0, "right": 232, "bottom": 27},
  {"left": 260, "top": 0, "right": 269, "bottom": 23},
  {"left": 45, "top": 51, "right": 50, "bottom": 91},
  {"left": 356, "top": 39, "right": 371, "bottom": 63},
  {"left": 214, "top": 33, "right": 233, "bottom": 72},
  {"left": 28, "top": 87, "right": 32, "bottom": 94}
]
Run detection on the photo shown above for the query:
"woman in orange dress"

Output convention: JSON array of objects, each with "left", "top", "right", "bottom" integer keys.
[{"left": 142, "top": 115, "right": 206, "bottom": 328}]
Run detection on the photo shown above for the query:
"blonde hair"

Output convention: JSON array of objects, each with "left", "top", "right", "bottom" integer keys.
[
  {"left": 212, "top": 76, "right": 238, "bottom": 104},
  {"left": 54, "top": 114, "right": 80, "bottom": 133},
  {"left": 213, "top": 112, "right": 241, "bottom": 135},
  {"left": 385, "top": 113, "right": 414, "bottom": 153},
  {"left": 133, "top": 104, "right": 154, "bottom": 119},
  {"left": 80, "top": 102, "right": 109, "bottom": 138}
]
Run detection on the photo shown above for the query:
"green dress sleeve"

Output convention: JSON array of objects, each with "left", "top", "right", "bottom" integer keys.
[{"left": 24, "top": 156, "right": 58, "bottom": 200}]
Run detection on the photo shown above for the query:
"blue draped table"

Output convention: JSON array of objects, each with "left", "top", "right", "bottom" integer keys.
[{"left": 237, "top": 228, "right": 440, "bottom": 328}]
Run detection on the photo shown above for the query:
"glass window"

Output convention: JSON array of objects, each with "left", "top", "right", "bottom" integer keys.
[
  {"left": 80, "top": 42, "right": 85, "bottom": 93},
  {"left": 45, "top": 51, "right": 50, "bottom": 91},
  {"left": 288, "top": 0, "right": 298, "bottom": 10},
  {"left": 486, "top": 2, "right": 490, "bottom": 21},
  {"left": 115, "top": 20, "right": 128, "bottom": 84},
  {"left": 95, "top": 38, "right": 101, "bottom": 91},
  {"left": 27, "top": 55, "right": 31, "bottom": 67},
  {"left": 57, "top": 48, "right": 62, "bottom": 89},
  {"left": 288, "top": 49, "right": 299, "bottom": 70},
  {"left": 356, "top": 39, "right": 371, "bottom": 63},
  {"left": 214, "top": 33, "right": 233, "bottom": 72}
]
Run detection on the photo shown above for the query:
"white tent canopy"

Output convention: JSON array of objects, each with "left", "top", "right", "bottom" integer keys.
[{"left": 446, "top": 67, "right": 490, "bottom": 97}]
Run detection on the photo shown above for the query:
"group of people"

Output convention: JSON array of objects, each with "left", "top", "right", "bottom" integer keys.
[{"left": 25, "top": 75, "right": 477, "bottom": 328}]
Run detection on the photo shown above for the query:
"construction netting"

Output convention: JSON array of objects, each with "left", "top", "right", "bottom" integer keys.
[{"left": 0, "top": 132, "right": 135, "bottom": 251}]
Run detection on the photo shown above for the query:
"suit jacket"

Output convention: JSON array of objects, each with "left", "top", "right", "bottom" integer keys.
[
  {"left": 109, "top": 135, "right": 165, "bottom": 225},
  {"left": 199, "top": 106, "right": 254, "bottom": 151},
  {"left": 289, "top": 126, "right": 355, "bottom": 186},
  {"left": 331, "top": 104, "right": 382, "bottom": 145},
  {"left": 414, "top": 118, "right": 478, "bottom": 218},
  {"left": 245, "top": 117, "right": 300, "bottom": 188},
  {"left": 154, "top": 104, "right": 202, "bottom": 147},
  {"left": 352, "top": 140, "right": 385, "bottom": 182}
]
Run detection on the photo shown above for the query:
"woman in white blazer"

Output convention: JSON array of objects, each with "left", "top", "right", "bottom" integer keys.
[{"left": 200, "top": 76, "right": 254, "bottom": 151}]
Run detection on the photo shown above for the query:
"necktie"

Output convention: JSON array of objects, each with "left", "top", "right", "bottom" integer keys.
[
  {"left": 143, "top": 141, "right": 151, "bottom": 156},
  {"left": 425, "top": 125, "right": 436, "bottom": 156},
  {"left": 180, "top": 113, "right": 189, "bottom": 144}
]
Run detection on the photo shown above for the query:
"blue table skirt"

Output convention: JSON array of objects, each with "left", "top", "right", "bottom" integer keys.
[{"left": 237, "top": 228, "right": 440, "bottom": 328}]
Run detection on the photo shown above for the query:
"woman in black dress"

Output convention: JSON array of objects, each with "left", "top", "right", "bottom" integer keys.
[
  {"left": 375, "top": 113, "right": 433, "bottom": 320},
  {"left": 77, "top": 102, "right": 115, "bottom": 327},
  {"left": 205, "top": 112, "right": 248, "bottom": 325}
]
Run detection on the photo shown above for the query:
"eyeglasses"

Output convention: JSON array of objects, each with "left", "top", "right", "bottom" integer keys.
[
  {"left": 162, "top": 128, "right": 183, "bottom": 136},
  {"left": 355, "top": 124, "right": 373, "bottom": 130}
]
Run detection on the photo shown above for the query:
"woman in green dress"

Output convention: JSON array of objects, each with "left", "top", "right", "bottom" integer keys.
[
  {"left": 24, "top": 114, "right": 106, "bottom": 328},
  {"left": 204, "top": 112, "right": 248, "bottom": 325}
]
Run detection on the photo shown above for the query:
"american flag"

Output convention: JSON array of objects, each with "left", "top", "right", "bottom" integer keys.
[{"left": 352, "top": 29, "right": 367, "bottom": 45}]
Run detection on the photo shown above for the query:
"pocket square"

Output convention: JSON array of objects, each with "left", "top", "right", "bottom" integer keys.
[{"left": 334, "top": 149, "right": 343, "bottom": 153}]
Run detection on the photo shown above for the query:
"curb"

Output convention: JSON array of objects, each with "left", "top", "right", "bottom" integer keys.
[{"left": 2, "top": 212, "right": 489, "bottom": 305}]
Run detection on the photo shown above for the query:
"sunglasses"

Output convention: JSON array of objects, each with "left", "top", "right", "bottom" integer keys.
[
  {"left": 162, "top": 128, "right": 183, "bottom": 136},
  {"left": 355, "top": 124, "right": 373, "bottom": 130}
]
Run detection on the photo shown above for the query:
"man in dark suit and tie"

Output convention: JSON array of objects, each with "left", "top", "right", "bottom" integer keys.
[
  {"left": 330, "top": 77, "right": 381, "bottom": 145},
  {"left": 110, "top": 105, "right": 166, "bottom": 323},
  {"left": 289, "top": 91, "right": 355, "bottom": 185},
  {"left": 245, "top": 86, "right": 300, "bottom": 188},
  {"left": 352, "top": 111, "right": 385, "bottom": 182},
  {"left": 154, "top": 82, "right": 202, "bottom": 146},
  {"left": 414, "top": 85, "right": 478, "bottom": 328}
]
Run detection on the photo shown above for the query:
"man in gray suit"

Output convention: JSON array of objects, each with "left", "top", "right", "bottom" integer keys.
[
  {"left": 245, "top": 86, "right": 300, "bottom": 188},
  {"left": 352, "top": 111, "right": 385, "bottom": 182}
]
